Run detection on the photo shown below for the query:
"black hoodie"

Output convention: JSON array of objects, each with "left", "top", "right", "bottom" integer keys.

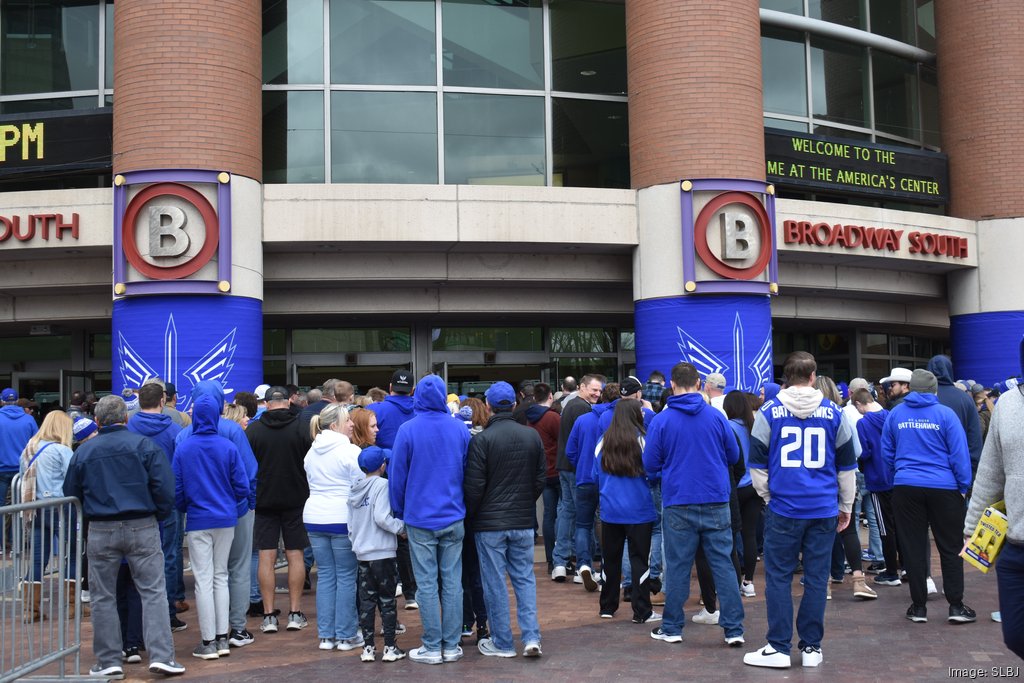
[
  {"left": 246, "top": 408, "right": 312, "bottom": 511},
  {"left": 926, "top": 355, "right": 983, "bottom": 473}
]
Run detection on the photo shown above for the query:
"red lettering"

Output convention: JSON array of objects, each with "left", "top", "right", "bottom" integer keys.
[
  {"left": 890, "top": 230, "right": 904, "bottom": 251},
  {"left": 908, "top": 231, "right": 922, "bottom": 253},
  {"left": 35, "top": 214, "right": 54, "bottom": 240},
  {"left": 0, "top": 216, "right": 11, "bottom": 242},
  {"left": 813, "top": 222, "right": 831, "bottom": 246},
  {"left": 14, "top": 216, "right": 33, "bottom": 242},
  {"left": 959, "top": 237, "right": 968, "bottom": 258},
  {"left": 798, "top": 221, "right": 812, "bottom": 245},
  {"left": 54, "top": 213, "right": 78, "bottom": 240},
  {"left": 846, "top": 225, "right": 863, "bottom": 248},
  {"left": 784, "top": 220, "right": 800, "bottom": 244}
]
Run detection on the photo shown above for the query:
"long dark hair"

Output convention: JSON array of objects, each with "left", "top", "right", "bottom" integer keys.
[
  {"left": 723, "top": 390, "right": 754, "bottom": 432},
  {"left": 601, "top": 399, "right": 645, "bottom": 477}
]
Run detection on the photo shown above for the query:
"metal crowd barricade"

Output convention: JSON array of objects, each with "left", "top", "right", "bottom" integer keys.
[{"left": 1, "top": 486, "right": 86, "bottom": 682}]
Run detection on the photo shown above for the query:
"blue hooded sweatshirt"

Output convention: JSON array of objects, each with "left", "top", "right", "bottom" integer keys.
[
  {"left": 565, "top": 402, "right": 614, "bottom": 486},
  {"left": 763, "top": 382, "right": 781, "bottom": 404},
  {"left": 856, "top": 409, "right": 892, "bottom": 492},
  {"left": 881, "top": 392, "right": 972, "bottom": 493},
  {"left": 926, "top": 355, "right": 983, "bottom": 473},
  {"left": 368, "top": 394, "right": 416, "bottom": 449},
  {"left": 0, "top": 404, "right": 37, "bottom": 472},
  {"left": 388, "top": 375, "right": 471, "bottom": 531},
  {"left": 173, "top": 392, "right": 251, "bottom": 529},
  {"left": 175, "top": 380, "right": 258, "bottom": 511},
  {"left": 594, "top": 446, "right": 657, "bottom": 525},
  {"left": 730, "top": 418, "right": 753, "bottom": 488},
  {"left": 643, "top": 392, "right": 739, "bottom": 506},
  {"left": 128, "top": 410, "right": 181, "bottom": 466},
  {"left": 597, "top": 398, "right": 656, "bottom": 432}
]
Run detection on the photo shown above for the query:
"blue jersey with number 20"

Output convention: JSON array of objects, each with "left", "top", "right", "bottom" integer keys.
[{"left": 749, "top": 396, "right": 857, "bottom": 519}]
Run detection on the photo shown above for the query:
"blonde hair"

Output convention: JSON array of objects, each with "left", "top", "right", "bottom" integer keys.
[
  {"left": 28, "top": 410, "right": 73, "bottom": 452},
  {"left": 352, "top": 395, "right": 372, "bottom": 408},
  {"left": 223, "top": 403, "right": 248, "bottom": 427},
  {"left": 311, "top": 402, "right": 349, "bottom": 440}
]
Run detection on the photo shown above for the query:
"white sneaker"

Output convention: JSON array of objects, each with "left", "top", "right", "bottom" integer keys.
[
  {"left": 741, "top": 581, "right": 755, "bottom": 597},
  {"left": 578, "top": 565, "right": 598, "bottom": 592},
  {"left": 725, "top": 635, "right": 745, "bottom": 647},
  {"left": 801, "top": 645, "right": 823, "bottom": 667},
  {"left": 396, "top": 583, "right": 403, "bottom": 597},
  {"left": 81, "top": 589, "right": 91, "bottom": 604},
  {"left": 927, "top": 577, "right": 938, "bottom": 595},
  {"left": 360, "top": 645, "right": 375, "bottom": 663},
  {"left": 337, "top": 635, "right": 365, "bottom": 651},
  {"left": 552, "top": 566, "right": 567, "bottom": 582},
  {"left": 318, "top": 638, "right": 335, "bottom": 651},
  {"left": 442, "top": 646, "right": 464, "bottom": 663},
  {"left": 744, "top": 644, "right": 792, "bottom": 668},
  {"left": 691, "top": 607, "right": 719, "bottom": 625},
  {"left": 477, "top": 638, "right": 516, "bottom": 658},
  {"left": 523, "top": 641, "right": 542, "bottom": 658},
  {"left": 407, "top": 646, "right": 442, "bottom": 665}
]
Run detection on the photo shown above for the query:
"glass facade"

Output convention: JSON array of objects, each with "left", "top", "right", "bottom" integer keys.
[{"left": 262, "top": 0, "right": 628, "bottom": 188}]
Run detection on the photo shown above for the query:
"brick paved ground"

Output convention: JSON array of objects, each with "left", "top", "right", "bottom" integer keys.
[{"left": 57, "top": 540, "right": 1018, "bottom": 683}]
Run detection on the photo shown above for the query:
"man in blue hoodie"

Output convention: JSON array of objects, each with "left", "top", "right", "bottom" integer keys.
[
  {"left": 368, "top": 370, "right": 416, "bottom": 449},
  {"left": 128, "top": 383, "right": 184, "bottom": 630},
  {"left": 388, "top": 374, "right": 471, "bottom": 665},
  {"left": 175, "top": 380, "right": 259, "bottom": 648},
  {"left": 0, "top": 387, "right": 37, "bottom": 505},
  {"left": 926, "top": 355, "right": 984, "bottom": 476},
  {"left": 881, "top": 368, "right": 975, "bottom": 625},
  {"left": 643, "top": 362, "right": 744, "bottom": 648}
]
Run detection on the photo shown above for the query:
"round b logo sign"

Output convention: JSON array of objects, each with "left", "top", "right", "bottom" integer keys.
[
  {"left": 693, "top": 192, "right": 772, "bottom": 280},
  {"left": 122, "top": 183, "right": 219, "bottom": 280}
]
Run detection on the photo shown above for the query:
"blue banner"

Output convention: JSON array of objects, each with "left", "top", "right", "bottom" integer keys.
[
  {"left": 112, "top": 295, "right": 263, "bottom": 413},
  {"left": 635, "top": 295, "right": 773, "bottom": 393},
  {"left": 951, "top": 311, "right": 1024, "bottom": 387}
]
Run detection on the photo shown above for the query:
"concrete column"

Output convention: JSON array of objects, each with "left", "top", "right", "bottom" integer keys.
[{"left": 110, "top": 0, "right": 264, "bottom": 405}]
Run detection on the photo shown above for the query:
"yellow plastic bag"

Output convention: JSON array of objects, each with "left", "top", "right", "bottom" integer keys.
[{"left": 962, "top": 501, "right": 1008, "bottom": 573}]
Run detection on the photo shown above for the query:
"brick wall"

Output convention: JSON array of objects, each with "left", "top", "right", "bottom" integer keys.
[
  {"left": 113, "top": 0, "right": 262, "bottom": 181},
  {"left": 625, "top": 0, "right": 765, "bottom": 189},
  {"left": 936, "top": 2, "right": 1024, "bottom": 219}
]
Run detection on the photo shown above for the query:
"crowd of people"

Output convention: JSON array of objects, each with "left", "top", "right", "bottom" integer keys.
[{"left": 2, "top": 342, "right": 1022, "bottom": 678}]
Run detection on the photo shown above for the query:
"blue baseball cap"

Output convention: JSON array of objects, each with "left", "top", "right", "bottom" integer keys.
[
  {"left": 1, "top": 387, "right": 16, "bottom": 402},
  {"left": 485, "top": 381, "right": 516, "bottom": 408},
  {"left": 358, "top": 447, "right": 389, "bottom": 473}
]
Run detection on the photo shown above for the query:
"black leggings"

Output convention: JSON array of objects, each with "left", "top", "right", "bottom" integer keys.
[
  {"left": 837, "top": 518, "right": 863, "bottom": 573},
  {"left": 737, "top": 486, "right": 763, "bottom": 581}
]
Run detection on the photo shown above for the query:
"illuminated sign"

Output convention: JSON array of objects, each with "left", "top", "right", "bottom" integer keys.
[
  {"left": 0, "top": 109, "right": 112, "bottom": 178},
  {"left": 765, "top": 130, "right": 948, "bottom": 205}
]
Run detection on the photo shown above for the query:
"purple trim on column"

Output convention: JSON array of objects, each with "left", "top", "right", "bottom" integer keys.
[
  {"left": 113, "top": 169, "right": 233, "bottom": 298},
  {"left": 678, "top": 177, "right": 778, "bottom": 296}
]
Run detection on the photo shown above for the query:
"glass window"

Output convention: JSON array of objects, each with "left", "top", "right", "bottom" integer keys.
[
  {"left": 760, "top": 0, "right": 803, "bottom": 14},
  {"left": 891, "top": 334, "right": 913, "bottom": 357},
  {"left": 550, "top": 328, "right": 615, "bottom": 354},
  {"left": 263, "top": 359, "right": 288, "bottom": 385},
  {"left": 869, "top": 0, "right": 915, "bottom": 44},
  {"left": 263, "top": 0, "right": 324, "bottom": 84},
  {"left": 330, "top": 0, "right": 436, "bottom": 85},
  {"left": 861, "top": 357, "right": 891, "bottom": 384},
  {"left": 810, "top": 36, "right": 868, "bottom": 129},
  {"left": 89, "top": 333, "right": 111, "bottom": 359},
  {"left": 619, "top": 330, "right": 635, "bottom": 352},
  {"left": 443, "top": 93, "right": 544, "bottom": 185},
  {"left": 809, "top": 0, "right": 865, "bottom": 29},
  {"left": 810, "top": 124, "right": 870, "bottom": 140},
  {"left": 862, "top": 333, "right": 888, "bottom": 355},
  {"left": 1, "top": 0, "right": 100, "bottom": 96},
  {"left": 919, "top": 65, "right": 939, "bottom": 147},
  {"left": 441, "top": 0, "right": 543, "bottom": 89},
  {"left": 0, "top": 95, "right": 97, "bottom": 114},
  {"left": 916, "top": 0, "right": 935, "bottom": 51},
  {"left": 764, "top": 117, "right": 808, "bottom": 132},
  {"left": 555, "top": 357, "right": 618, "bottom": 382},
  {"left": 331, "top": 91, "right": 437, "bottom": 184},
  {"left": 263, "top": 91, "right": 325, "bottom": 183},
  {"left": 104, "top": 2, "right": 113, "bottom": 90},
  {"left": 873, "top": 52, "right": 919, "bottom": 140},
  {"left": 0, "top": 335, "right": 71, "bottom": 361},
  {"left": 431, "top": 327, "right": 543, "bottom": 351},
  {"left": 292, "top": 328, "right": 411, "bottom": 353},
  {"left": 264, "top": 329, "right": 286, "bottom": 356},
  {"left": 550, "top": 0, "right": 625, "bottom": 95},
  {"left": 762, "top": 28, "right": 807, "bottom": 118},
  {"left": 552, "top": 98, "right": 628, "bottom": 189}
]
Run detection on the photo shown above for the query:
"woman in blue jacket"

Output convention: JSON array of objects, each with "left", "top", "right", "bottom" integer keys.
[{"left": 593, "top": 400, "right": 658, "bottom": 623}]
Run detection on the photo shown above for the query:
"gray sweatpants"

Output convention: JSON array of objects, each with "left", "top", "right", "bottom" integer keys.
[
  {"left": 188, "top": 526, "right": 235, "bottom": 642},
  {"left": 228, "top": 510, "right": 254, "bottom": 632}
]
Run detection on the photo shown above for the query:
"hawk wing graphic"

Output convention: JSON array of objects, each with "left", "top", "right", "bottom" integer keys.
[
  {"left": 180, "top": 328, "right": 238, "bottom": 410},
  {"left": 676, "top": 326, "right": 729, "bottom": 379},
  {"left": 747, "top": 332, "right": 773, "bottom": 391},
  {"left": 118, "top": 332, "right": 158, "bottom": 390}
]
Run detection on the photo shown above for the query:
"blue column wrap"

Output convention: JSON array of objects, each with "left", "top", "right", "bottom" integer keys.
[{"left": 950, "top": 311, "right": 1024, "bottom": 387}]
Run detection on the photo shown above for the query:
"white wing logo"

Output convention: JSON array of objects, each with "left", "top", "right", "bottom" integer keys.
[
  {"left": 676, "top": 313, "right": 772, "bottom": 392},
  {"left": 117, "top": 313, "right": 238, "bottom": 412}
]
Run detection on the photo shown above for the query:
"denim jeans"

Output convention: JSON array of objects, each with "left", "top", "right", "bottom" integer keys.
[
  {"left": 172, "top": 510, "right": 185, "bottom": 602},
  {"left": 308, "top": 531, "right": 359, "bottom": 641},
  {"left": 574, "top": 483, "right": 598, "bottom": 569},
  {"left": 475, "top": 528, "right": 541, "bottom": 652},
  {"left": 862, "top": 491, "right": 883, "bottom": 559},
  {"left": 159, "top": 512, "right": 179, "bottom": 619},
  {"left": 26, "top": 505, "right": 77, "bottom": 582},
  {"left": 88, "top": 517, "right": 175, "bottom": 668},
  {"left": 407, "top": 520, "right": 465, "bottom": 652},
  {"left": 542, "top": 477, "right": 560, "bottom": 568},
  {"left": 996, "top": 542, "right": 1024, "bottom": 659},
  {"left": 661, "top": 503, "right": 744, "bottom": 639},
  {"left": 552, "top": 470, "right": 576, "bottom": 568},
  {"left": 762, "top": 507, "right": 835, "bottom": 655},
  {"left": 650, "top": 481, "right": 663, "bottom": 579},
  {"left": 0, "top": 471, "right": 14, "bottom": 506}
]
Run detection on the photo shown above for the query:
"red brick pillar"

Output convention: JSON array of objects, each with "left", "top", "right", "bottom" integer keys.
[
  {"left": 935, "top": 2, "right": 1024, "bottom": 219},
  {"left": 625, "top": 0, "right": 765, "bottom": 189},
  {"left": 113, "top": 0, "right": 262, "bottom": 179}
]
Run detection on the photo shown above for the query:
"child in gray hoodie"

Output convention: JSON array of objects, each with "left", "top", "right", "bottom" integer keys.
[{"left": 348, "top": 448, "right": 405, "bottom": 663}]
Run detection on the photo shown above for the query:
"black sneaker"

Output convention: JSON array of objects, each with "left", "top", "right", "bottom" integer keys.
[
  {"left": 622, "top": 586, "right": 632, "bottom": 603},
  {"left": 865, "top": 561, "right": 887, "bottom": 574},
  {"left": 648, "top": 577, "right": 663, "bottom": 596},
  {"left": 948, "top": 603, "right": 977, "bottom": 624},
  {"left": 170, "top": 617, "right": 188, "bottom": 632},
  {"left": 246, "top": 601, "right": 264, "bottom": 618},
  {"left": 122, "top": 647, "right": 142, "bottom": 664},
  {"left": 229, "top": 629, "right": 255, "bottom": 647},
  {"left": 475, "top": 626, "right": 489, "bottom": 645},
  {"left": 906, "top": 604, "right": 927, "bottom": 623}
]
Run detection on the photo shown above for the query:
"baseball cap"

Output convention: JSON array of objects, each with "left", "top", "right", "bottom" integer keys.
[
  {"left": 254, "top": 384, "right": 271, "bottom": 401},
  {"left": 880, "top": 367, "right": 913, "bottom": 384},
  {"left": 165, "top": 382, "right": 177, "bottom": 397},
  {"left": 358, "top": 447, "right": 389, "bottom": 473},
  {"left": 705, "top": 373, "right": 727, "bottom": 390},
  {"left": 1, "top": 387, "right": 17, "bottom": 402},
  {"left": 390, "top": 370, "right": 414, "bottom": 394},
  {"left": 485, "top": 381, "right": 516, "bottom": 408},
  {"left": 265, "top": 386, "right": 289, "bottom": 402},
  {"left": 619, "top": 375, "right": 643, "bottom": 397},
  {"left": 72, "top": 417, "right": 98, "bottom": 443}
]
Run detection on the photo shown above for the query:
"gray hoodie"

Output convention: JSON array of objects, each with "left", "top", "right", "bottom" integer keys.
[
  {"left": 964, "top": 385, "right": 1024, "bottom": 543},
  {"left": 347, "top": 475, "right": 404, "bottom": 561}
]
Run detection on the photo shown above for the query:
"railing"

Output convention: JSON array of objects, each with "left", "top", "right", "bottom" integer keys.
[{"left": 0, "top": 490, "right": 85, "bottom": 682}]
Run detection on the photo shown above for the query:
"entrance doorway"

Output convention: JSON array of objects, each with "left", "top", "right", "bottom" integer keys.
[
  {"left": 446, "top": 364, "right": 553, "bottom": 398},
  {"left": 294, "top": 365, "right": 407, "bottom": 395}
]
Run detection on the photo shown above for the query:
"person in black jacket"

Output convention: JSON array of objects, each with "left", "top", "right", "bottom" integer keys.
[
  {"left": 246, "top": 386, "right": 313, "bottom": 634},
  {"left": 63, "top": 395, "right": 185, "bottom": 678},
  {"left": 464, "top": 382, "right": 546, "bottom": 658}
]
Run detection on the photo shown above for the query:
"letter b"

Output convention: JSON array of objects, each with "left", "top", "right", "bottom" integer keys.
[
  {"left": 721, "top": 211, "right": 758, "bottom": 261},
  {"left": 148, "top": 206, "right": 190, "bottom": 257}
]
